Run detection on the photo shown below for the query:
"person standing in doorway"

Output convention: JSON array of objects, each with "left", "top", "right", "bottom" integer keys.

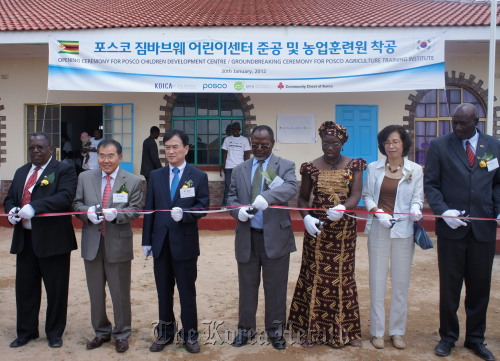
[
  {"left": 87, "top": 129, "right": 103, "bottom": 170},
  {"left": 220, "top": 122, "right": 251, "bottom": 207},
  {"left": 141, "top": 126, "right": 163, "bottom": 183}
]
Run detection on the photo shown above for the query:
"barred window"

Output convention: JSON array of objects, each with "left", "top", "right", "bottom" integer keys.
[{"left": 171, "top": 94, "right": 245, "bottom": 166}]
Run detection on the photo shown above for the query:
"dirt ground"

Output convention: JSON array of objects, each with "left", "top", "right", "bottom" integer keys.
[{"left": 0, "top": 227, "right": 499, "bottom": 361}]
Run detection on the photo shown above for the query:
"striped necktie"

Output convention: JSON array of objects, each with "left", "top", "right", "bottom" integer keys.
[
  {"left": 465, "top": 140, "right": 475, "bottom": 167},
  {"left": 101, "top": 175, "right": 112, "bottom": 235},
  {"left": 21, "top": 167, "right": 41, "bottom": 207}
]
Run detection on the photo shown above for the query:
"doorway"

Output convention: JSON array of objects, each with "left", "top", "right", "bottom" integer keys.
[
  {"left": 26, "top": 103, "right": 134, "bottom": 173},
  {"left": 61, "top": 105, "right": 102, "bottom": 163},
  {"left": 336, "top": 104, "right": 379, "bottom": 206}
]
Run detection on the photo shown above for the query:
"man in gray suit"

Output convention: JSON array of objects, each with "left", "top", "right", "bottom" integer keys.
[
  {"left": 73, "top": 139, "right": 142, "bottom": 353},
  {"left": 425, "top": 103, "right": 500, "bottom": 361},
  {"left": 227, "top": 125, "right": 297, "bottom": 350}
]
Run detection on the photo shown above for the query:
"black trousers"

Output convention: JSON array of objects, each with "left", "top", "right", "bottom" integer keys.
[
  {"left": 437, "top": 230, "right": 495, "bottom": 343},
  {"left": 16, "top": 230, "right": 71, "bottom": 340},
  {"left": 153, "top": 238, "right": 198, "bottom": 341}
]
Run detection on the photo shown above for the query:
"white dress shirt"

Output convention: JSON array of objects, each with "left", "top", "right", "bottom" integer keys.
[
  {"left": 169, "top": 161, "right": 186, "bottom": 188},
  {"left": 22, "top": 157, "right": 52, "bottom": 229}
]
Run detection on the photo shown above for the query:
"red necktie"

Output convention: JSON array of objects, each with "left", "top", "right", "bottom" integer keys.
[
  {"left": 465, "top": 141, "right": 475, "bottom": 167},
  {"left": 101, "top": 175, "right": 112, "bottom": 235},
  {"left": 21, "top": 167, "right": 41, "bottom": 207}
]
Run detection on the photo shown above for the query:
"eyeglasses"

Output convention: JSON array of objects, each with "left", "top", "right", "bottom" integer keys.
[
  {"left": 382, "top": 139, "right": 402, "bottom": 147},
  {"left": 251, "top": 143, "right": 272, "bottom": 150},
  {"left": 28, "top": 145, "right": 50, "bottom": 152},
  {"left": 98, "top": 154, "right": 118, "bottom": 161},
  {"left": 322, "top": 142, "right": 342, "bottom": 148}
]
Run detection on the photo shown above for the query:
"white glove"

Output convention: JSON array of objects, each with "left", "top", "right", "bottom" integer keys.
[
  {"left": 326, "top": 204, "right": 345, "bottom": 221},
  {"left": 252, "top": 195, "right": 268, "bottom": 211},
  {"left": 375, "top": 209, "right": 393, "bottom": 229},
  {"left": 409, "top": 204, "right": 423, "bottom": 222},
  {"left": 497, "top": 213, "right": 500, "bottom": 226},
  {"left": 238, "top": 207, "right": 255, "bottom": 222},
  {"left": 18, "top": 204, "right": 35, "bottom": 220},
  {"left": 142, "top": 245, "right": 152, "bottom": 257},
  {"left": 87, "top": 205, "right": 103, "bottom": 224},
  {"left": 304, "top": 214, "right": 321, "bottom": 237},
  {"left": 8, "top": 207, "right": 21, "bottom": 225},
  {"left": 102, "top": 208, "right": 118, "bottom": 222},
  {"left": 442, "top": 209, "right": 467, "bottom": 229},
  {"left": 171, "top": 207, "right": 183, "bottom": 222}
]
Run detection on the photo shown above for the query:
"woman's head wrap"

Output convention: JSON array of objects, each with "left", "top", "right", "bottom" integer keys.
[{"left": 318, "top": 121, "right": 349, "bottom": 143}]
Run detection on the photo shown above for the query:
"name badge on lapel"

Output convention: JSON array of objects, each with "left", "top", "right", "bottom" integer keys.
[
  {"left": 180, "top": 187, "right": 195, "bottom": 198},
  {"left": 113, "top": 193, "right": 128, "bottom": 203},
  {"left": 487, "top": 158, "right": 499, "bottom": 172},
  {"left": 268, "top": 176, "right": 284, "bottom": 189}
]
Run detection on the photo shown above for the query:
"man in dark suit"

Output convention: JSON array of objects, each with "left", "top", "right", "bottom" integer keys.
[
  {"left": 4, "top": 132, "right": 77, "bottom": 348},
  {"left": 424, "top": 103, "right": 500, "bottom": 361},
  {"left": 142, "top": 129, "right": 209, "bottom": 354},
  {"left": 227, "top": 125, "right": 297, "bottom": 350},
  {"left": 140, "top": 126, "right": 162, "bottom": 183},
  {"left": 73, "top": 139, "right": 143, "bottom": 353}
]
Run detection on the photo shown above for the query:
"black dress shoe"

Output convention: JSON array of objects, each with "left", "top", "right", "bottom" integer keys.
[
  {"left": 435, "top": 340, "right": 455, "bottom": 357},
  {"left": 464, "top": 341, "right": 496, "bottom": 361},
  {"left": 48, "top": 337, "right": 63, "bottom": 348},
  {"left": 10, "top": 336, "right": 37, "bottom": 348},
  {"left": 149, "top": 338, "right": 173, "bottom": 352},
  {"left": 268, "top": 335, "right": 286, "bottom": 350},
  {"left": 184, "top": 340, "right": 201, "bottom": 353},
  {"left": 231, "top": 332, "right": 255, "bottom": 347},
  {"left": 86, "top": 336, "right": 111, "bottom": 350},
  {"left": 115, "top": 339, "right": 129, "bottom": 353}
]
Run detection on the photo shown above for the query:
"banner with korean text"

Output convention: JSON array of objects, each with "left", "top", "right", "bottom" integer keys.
[{"left": 48, "top": 30, "right": 445, "bottom": 93}]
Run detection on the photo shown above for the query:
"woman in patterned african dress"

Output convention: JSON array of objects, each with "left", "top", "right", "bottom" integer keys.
[{"left": 288, "top": 121, "right": 367, "bottom": 348}]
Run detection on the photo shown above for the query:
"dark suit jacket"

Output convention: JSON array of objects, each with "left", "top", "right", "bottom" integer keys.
[
  {"left": 140, "top": 136, "right": 162, "bottom": 178},
  {"left": 142, "top": 164, "right": 209, "bottom": 260},
  {"left": 227, "top": 154, "right": 297, "bottom": 262},
  {"left": 4, "top": 158, "right": 78, "bottom": 257},
  {"left": 424, "top": 130, "right": 500, "bottom": 241}
]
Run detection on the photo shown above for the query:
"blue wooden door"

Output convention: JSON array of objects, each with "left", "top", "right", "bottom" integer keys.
[
  {"left": 336, "top": 105, "right": 378, "bottom": 206},
  {"left": 103, "top": 103, "right": 134, "bottom": 173}
]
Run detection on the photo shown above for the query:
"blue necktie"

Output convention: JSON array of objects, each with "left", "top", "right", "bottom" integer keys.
[{"left": 170, "top": 168, "right": 180, "bottom": 201}]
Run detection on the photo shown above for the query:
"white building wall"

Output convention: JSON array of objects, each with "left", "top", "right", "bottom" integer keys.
[{"left": 0, "top": 53, "right": 498, "bottom": 181}]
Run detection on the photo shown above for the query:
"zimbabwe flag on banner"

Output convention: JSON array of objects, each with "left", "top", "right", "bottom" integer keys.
[{"left": 58, "top": 40, "right": 79, "bottom": 54}]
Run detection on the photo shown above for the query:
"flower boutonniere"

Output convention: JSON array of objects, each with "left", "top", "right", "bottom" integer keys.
[
  {"left": 344, "top": 170, "right": 353, "bottom": 186},
  {"left": 40, "top": 172, "right": 55, "bottom": 186},
  {"left": 479, "top": 152, "right": 494, "bottom": 168},
  {"left": 404, "top": 170, "right": 413, "bottom": 183},
  {"left": 261, "top": 168, "right": 276, "bottom": 185},
  {"left": 116, "top": 183, "right": 128, "bottom": 193},
  {"left": 182, "top": 180, "right": 194, "bottom": 189}
]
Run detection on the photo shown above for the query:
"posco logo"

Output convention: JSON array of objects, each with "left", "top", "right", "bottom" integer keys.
[{"left": 203, "top": 83, "right": 228, "bottom": 90}]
